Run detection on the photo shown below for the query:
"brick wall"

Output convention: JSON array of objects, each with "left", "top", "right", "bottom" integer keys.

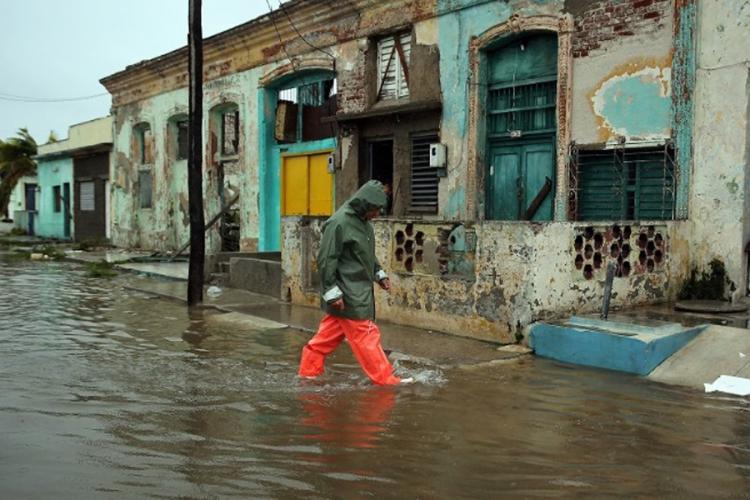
[{"left": 572, "top": 0, "right": 673, "bottom": 58}]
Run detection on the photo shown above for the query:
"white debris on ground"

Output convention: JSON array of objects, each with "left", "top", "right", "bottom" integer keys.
[{"left": 704, "top": 375, "right": 750, "bottom": 397}]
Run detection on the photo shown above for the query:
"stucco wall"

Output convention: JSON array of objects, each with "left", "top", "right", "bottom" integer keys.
[
  {"left": 570, "top": 0, "right": 675, "bottom": 144},
  {"left": 110, "top": 70, "right": 260, "bottom": 252},
  {"left": 690, "top": 0, "right": 750, "bottom": 294},
  {"left": 283, "top": 216, "right": 690, "bottom": 342}
]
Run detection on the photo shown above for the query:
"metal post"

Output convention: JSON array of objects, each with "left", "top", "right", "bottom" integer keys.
[
  {"left": 187, "top": 0, "right": 205, "bottom": 305},
  {"left": 601, "top": 262, "right": 616, "bottom": 320}
]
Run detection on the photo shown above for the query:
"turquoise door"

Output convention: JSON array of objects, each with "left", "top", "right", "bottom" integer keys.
[
  {"left": 488, "top": 141, "right": 554, "bottom": 220},
  {"left": 485, "top": 33, "right": 557, "bottom": 221}
]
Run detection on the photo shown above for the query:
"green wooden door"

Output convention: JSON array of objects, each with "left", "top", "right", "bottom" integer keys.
[
  {"left": 488, "top": 141, "right": 555, "bottom": 220},
  {"left": 485, "top": 33, "right": 557, "bottom": 221}
]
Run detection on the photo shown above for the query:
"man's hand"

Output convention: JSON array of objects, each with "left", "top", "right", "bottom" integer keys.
[
  {"left": 329, "top": 298, "right": 345, "bottom": 310},
  {"left": 378, "top": 278, "right": 391, "bottom": 292}
]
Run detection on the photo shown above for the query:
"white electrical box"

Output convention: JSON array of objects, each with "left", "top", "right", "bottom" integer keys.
[
  {"left": 327, "top": 153, "right": 335, "bottom": 173},
  {"left": 429, "top": 143, "right": 446, "bottom": 168}
]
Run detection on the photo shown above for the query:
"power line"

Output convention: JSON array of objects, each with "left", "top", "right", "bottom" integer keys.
[
  {"left": 0, "top": 91, "right": 109, "bottom": 103},
  {"left": 265, "top": 0, "right": 298, "bottom": 71},
  {"left": 277, "top": 0, "right": 335, "bottom": 60}
]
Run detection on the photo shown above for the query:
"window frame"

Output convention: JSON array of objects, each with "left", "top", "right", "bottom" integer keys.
[{"left": 376, "top": 31, "right": 412, "bottom": 101}]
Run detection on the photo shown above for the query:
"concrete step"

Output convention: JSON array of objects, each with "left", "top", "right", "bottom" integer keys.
[
  {"left": 219, "top": 261, "right": 230, "bottom": 273},
  {"left": 229, "top": 256, "right": 281, "bottom": 298},
  {"left": 215, "top": 251, "right": 259, "bottom": 264}
]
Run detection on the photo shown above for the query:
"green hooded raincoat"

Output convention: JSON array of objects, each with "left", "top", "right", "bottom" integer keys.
[{"left": 317, "top": 180, "right": 388, "bottom": 320}]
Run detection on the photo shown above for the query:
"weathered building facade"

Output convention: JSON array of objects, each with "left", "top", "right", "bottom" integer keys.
[
  {"left": 35, "top": 117, "right": 113, "bottom": 241},
  {"left": 101, "top": 0, "right": 749, "bottom": 342}
]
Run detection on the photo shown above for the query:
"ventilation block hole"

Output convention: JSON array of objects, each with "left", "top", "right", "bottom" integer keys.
[
  {"left": 450, "top": 236, "right": 456, "bottom": 244},
  {"left": 621, "top": 244, "right": 631, "bottom": 259},
  {"left": 654, "top": 249, "right": 663, "bottom": 264},
  {"left": 583, "top": 264, "right": 594, "bottom": 280},
  {"left": 638, "top": 233, "right": 648, "bottom": 248},
  {"left": 405, "top": 223, "right": 414, "bottom": 237},
  {"left": 654, "top": 233, "right": 663, "bottom": 247},
  {"left": 574, "top": 235, "right": 584, "bottom": 251},
  {"left": 575, "top": 254, "right": 584, "bottom": 270},
  {"left": 612, "top": 224, "right": 621, "bottom": 239},
  {"left": 584, "top": 244, "right": 594, "bottom": 259},
  {"left": 416, "top": 249, "right": 423, "bottom": 263},
  {"left": 594, "top": 232, "right": 604, "bottom": 250},
  {"left": 584, "top": 226, "right": 595, "bottom": 240},
  {"left": 396, "top": 231, "right": 405, "bottom": 245},
  {"left": 405, "top": 240, "right": 415, "bottom": 254},
  {"left": 622, "top": 261, "right": 631, "bottom": 277},
  {"left": 646, "top": 240, "right": 656, "bottom": 256},
  {"left": 639, "top": 250, "right": 647, "bottom": 265},
  {"left": 610, "top": 243, "right": 620, "bottom": 258},
  {"left": 415, "top": 231, "right": 425, "bottom": 246},
  {"left": 647, "top": 258, "right": 655, "bottom": 272},
  {"left": 395, "top": 248, "right": 404, "bottom": 262},
  {"left": 405, "top": 257, "right": 414, "bottom": 272},
  {"left": 647, "top": 225, "right": 655, "bottom": 237},
  {"left": 623, "top": 225, "right": 632, "bottom": 239},
  {"left": 593, "top": 253, "right": 603, "bottom": 269}
]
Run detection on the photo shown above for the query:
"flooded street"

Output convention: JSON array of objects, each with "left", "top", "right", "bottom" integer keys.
[{"left": 1, "top": 258, "right": 750, "bottom": 499}]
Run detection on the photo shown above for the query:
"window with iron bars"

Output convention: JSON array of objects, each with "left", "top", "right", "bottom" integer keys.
[{"left": 570, "top": 142, "right": 676, "bottom": 221}]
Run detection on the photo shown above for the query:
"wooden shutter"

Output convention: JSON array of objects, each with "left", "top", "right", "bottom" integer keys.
[
  {"left": 377, "top": 33, "right": 411, "bottom": 100},
  {"left": 410, "top": 134, "right": 439, "bottom": 213},
  {"left": 576, "top": 145, "right": 675, "bottom": 221}
]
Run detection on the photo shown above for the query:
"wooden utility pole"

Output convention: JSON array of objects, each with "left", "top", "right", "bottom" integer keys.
[{"left": 187, "top": 0, "right": 205, "bottom": 305}]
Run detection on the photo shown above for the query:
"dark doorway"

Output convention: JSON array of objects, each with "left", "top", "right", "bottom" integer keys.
[
  {"left": 24, "top": 183, "right": 37, "bottom": 235},
  {"left": 74, "top": 153, "right": 109, "bottom": 242},
  {"left": 367, "top": 139, "right": 394, "bottom": 214},
  {"left": 62, "top": 182, "right": 71, "bottom": 239},
  {"left": 24, "top": 184, "right": 37, "bottom": 211}
]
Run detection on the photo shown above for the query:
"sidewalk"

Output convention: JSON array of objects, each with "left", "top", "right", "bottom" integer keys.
[
  {"left": 123, "top": 275, "right": 530, "bottom": 369},
  {"left": 65, "top": 249, "right": 189, "bottom": 280}
]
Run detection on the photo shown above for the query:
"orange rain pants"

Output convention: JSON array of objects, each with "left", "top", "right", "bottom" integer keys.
[{"left": 298, "top": 314, "right": 401, "bottom": 385}]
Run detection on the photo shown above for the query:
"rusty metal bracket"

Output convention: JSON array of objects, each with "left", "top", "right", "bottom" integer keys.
[{"left": 522, "top": 176, "right": 552, "bottom": 220}]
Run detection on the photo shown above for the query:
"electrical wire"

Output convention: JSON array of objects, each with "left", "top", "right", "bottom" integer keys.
[
  {"left": 0, "top": 91, "right": 109, "bottom": 103},
  {"left": 265, "top": 0, "right": 298, "bottom": 71},
  {"left": 277, "top": 0, "right": 335, "bottom": 60}
]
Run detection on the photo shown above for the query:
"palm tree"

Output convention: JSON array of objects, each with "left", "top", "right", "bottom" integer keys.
[{"left": 0, "top": 128, "right": 38, "bottom": 220}]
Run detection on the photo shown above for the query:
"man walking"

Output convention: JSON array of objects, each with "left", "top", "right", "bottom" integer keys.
[{"left": 298, "top": 180, "right": 409, "bottom": 385}]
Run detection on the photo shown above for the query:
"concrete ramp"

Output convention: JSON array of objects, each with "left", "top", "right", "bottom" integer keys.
[
  {"left": 648, "top": 325, "right": 750, "bottom": 390},
  {"left": 530, "top": 315, "right": 704, "bottom": 375}
]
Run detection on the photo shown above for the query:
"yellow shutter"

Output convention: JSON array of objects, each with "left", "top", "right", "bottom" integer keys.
[
  {"left": 282, "top": 155, "right": 309, "bottom": 215},
  {"left": 308, "top": 153, "right": 333, "bottom": 216},
  {"left": 281, "top": 151, "right": 334, "bottom": 216}
]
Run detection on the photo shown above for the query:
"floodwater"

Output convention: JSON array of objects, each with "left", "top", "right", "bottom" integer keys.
[{"left": 1, "top": 258, "right": 750, "bottom": 499}]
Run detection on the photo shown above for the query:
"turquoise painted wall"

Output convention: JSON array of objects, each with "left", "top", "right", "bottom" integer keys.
[
  {"left": 36, "top": 157, "right": 74, "bottom": 239},
  {"left": 671, "top": 0, "right": 697, "bottom": 219},
  {"left": 258, "top": 71, "right": 336, "bottom": 252}
]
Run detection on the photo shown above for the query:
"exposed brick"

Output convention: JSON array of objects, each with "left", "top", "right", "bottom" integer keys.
[
  {"left": 643, "top": 11, "right": 661, "bottom": 20},
  {"left": 632, "top": 0, "right": 653, "bottom": 8}
]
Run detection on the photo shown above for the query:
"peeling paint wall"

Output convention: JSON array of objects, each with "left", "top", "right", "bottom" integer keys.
[
  {"left": 571, "top": 0, "right": 674, "bottom": 144},
  {"left": 690, "top": 0, "right": 750, "bottom": 294},
  {"left": 283, "top": 217, "right": 690, "bottom": 342},
  {"left": 110, "top": 71, "right": 260, "bottom": 252}
]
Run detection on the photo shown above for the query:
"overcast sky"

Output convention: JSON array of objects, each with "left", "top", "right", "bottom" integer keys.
[{"left": 0, "top": 0, "right": 272, "bottom": 143}]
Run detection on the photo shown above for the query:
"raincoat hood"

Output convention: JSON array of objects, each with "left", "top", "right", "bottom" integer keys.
[{"left": 347, "top": 180, "right": 388, "bottom": 217}]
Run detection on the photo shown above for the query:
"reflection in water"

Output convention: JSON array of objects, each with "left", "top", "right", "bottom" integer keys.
[
  {"left": 1, "top": 257, "right": 749, "bottom": 498},
  {"left": 299, "top": 387, "right": 395, "bottom": 449}
]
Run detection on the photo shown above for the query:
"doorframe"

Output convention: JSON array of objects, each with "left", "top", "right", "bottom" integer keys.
[{"left": 466, "top": 15, "right": 573, "bottom": 222}]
